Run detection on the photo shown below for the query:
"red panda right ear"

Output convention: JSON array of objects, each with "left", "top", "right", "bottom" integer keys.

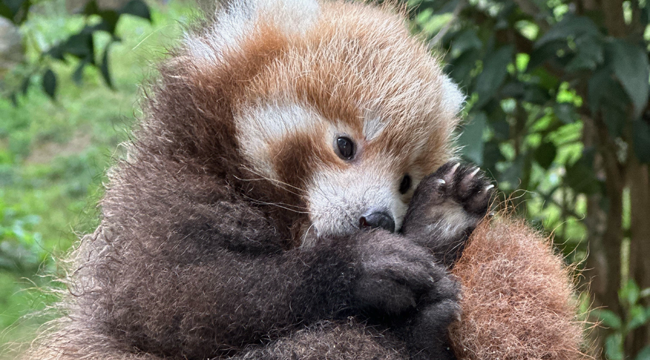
[{"left": 440, "top": 75, "right": 465, "bottom": 117}]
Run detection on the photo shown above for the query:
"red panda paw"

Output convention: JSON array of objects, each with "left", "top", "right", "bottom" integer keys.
[
  {"left": 430, "top": 162, "right": 494, "bottom": 216},
  {"left": 400, "top": 162, "right": 494, "bottom": 266}
]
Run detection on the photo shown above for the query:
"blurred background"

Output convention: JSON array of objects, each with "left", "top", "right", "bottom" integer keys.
[{"left": 0, "top": 0, "right": 648, "bottom": 358}]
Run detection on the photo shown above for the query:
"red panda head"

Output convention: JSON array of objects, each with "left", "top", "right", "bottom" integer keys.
[{"left": 176, "top": 0, "right": 464, "bottom": 242}]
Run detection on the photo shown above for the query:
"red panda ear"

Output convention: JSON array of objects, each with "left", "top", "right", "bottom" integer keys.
[
  {"left": 183, "top": 0, "right": 320, "bottom": 64},
  {"left": 440, "top": 75, "right": 465, "bottom": 117}
]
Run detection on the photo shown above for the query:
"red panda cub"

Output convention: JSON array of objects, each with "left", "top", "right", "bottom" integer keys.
[{"left": 26, "top": 1, "right": 585, "bottom": 359}]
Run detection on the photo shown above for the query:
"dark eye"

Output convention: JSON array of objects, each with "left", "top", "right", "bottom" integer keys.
[
  {"left": 336, "top": 136, "right": 355, "bottom": 160},
  {"left": 399, "top": 174, "right": 411, "bottom": 194}
]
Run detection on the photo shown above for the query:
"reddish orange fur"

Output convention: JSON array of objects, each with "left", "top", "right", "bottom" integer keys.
[{"left": 450, "top": 215, "right": 587, "bottom": 359}]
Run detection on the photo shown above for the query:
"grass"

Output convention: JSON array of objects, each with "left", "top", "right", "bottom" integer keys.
[{"left": 0, "top": 1, "right": 197, "bottom": 355}]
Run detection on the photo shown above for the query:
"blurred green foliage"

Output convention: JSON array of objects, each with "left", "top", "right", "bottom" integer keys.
[{"left": 593, "top": 280, "right": 650, "bottom": 360}]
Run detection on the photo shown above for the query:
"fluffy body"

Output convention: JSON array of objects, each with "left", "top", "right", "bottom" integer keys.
[{"left": 24, "top": 1, "right": 584, "bottom": 359}]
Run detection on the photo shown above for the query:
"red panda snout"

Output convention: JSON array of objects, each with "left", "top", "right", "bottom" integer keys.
[{"left": 304, "top": 160, "right": 409, "bottom": 245}]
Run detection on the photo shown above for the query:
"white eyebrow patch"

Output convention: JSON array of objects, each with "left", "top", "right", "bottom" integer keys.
[
  {"left": 235, "top": 102, "right": 325, "bottom": 179},
  {"left": 363, "top": 112, "right": 387, "bottom": 141}
]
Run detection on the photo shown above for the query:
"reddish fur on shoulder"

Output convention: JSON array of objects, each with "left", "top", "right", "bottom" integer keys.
[{"left": 449, "top": 215, "right": 587, "bottom": 360}]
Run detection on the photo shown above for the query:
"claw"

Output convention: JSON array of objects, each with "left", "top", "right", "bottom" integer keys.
[
  {"left": 435, "top": 179, "right": 446, "bottom": 185},
  {"left": 468, "top": 167, "right": 481, "bottom": 178},
  {"left": 484, "top": 184, "right": 495, "bottom": 191},
  {"left": 443, "top": 163, "right": 461, "bottom": 183}
]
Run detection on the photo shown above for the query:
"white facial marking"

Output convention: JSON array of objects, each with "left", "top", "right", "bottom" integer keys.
[
  {"left": 304, "top": 161, "right": 407, "bottom": 246},
  {"left": 236, "top": 102, "right": 324, "bottom": 180},
  {"left": 185, "top": 0, "right": 320, "bottom": 63}
]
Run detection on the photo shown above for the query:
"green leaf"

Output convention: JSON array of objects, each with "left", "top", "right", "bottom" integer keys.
[
  {"left": 603, "top": 102, "right": 627, "bottom": 138},
  {"left": 528, "top": 40, "right": 565, "bottom": 70},
  {"left": 490, "top": 120, "right": 510, "bottom": 140},
  {"left": 448, "top": 49, "right": 479, "bottom": 86},
  {"left": 628, "top": 305, "right": 648, "bottom": 331},
  {"left": 458, "top": 112, "right": 487, "bottom": 165},
  {"left": 500, "top": 81, "right": 525, "bottom": 99},
  {"left": 607, "top": 40, "right": 650, "bottom": 119},
  {"left": 99, "top": 43, "right": 114, "bottom": 89},
  {"left": 535, "top": 16, "right": 601, "bottom": 48},
  {"left": 565, "top": 35, "right": 604, "bottom": 72},
  {"left": 636, "top": 345, "right": 650, "bottom": 360},
  {"left": 81, "top": 0, "right": 99, "bottom": 15},
  {"left": 588, "top": 67, "right": 613, "bottom": 114},
  {"left": 72, "top": 60, "right": 87, "bottom": 85},
  {"left": 523, "top": 84, "right": 550, "bottom": 105},
  {"left": 474, "top": 45, "right": 514, "bottom": 109},
  {"left": 42, "top": 69, "right": 57, "bottom": 100},
  {"left": 554, "top": 103, "right": 576, "bottom": 124},
  {"left": 632, "top": 120, "right": 650, "bottom": 163},
  {"left": 593, "top": 309, "right": 623, "bottom": 329},
  {"left": 529, "top": 67, "right": 560, "bottom": 91},
  {"left": 482, "top": 140, "right": 505, "bottom": 171},
  {"left": 534, "top": 141, "right": 557, "bottom": 169},
  {"left": 120, "top": 0, "right": 151, "bottom": 22},
  {"left": 63, "top": 32, "right": 95, "bottom": 61},
  {"left": 0, "top": 0, "right": 31, "bottom": 24},
  {"left": 0, "top": 2, "right": 13, "bottom": 21},
  {"left": 451, "top": 28, "right": 482, "bottom": 55},
  {"left": 605, "top": 334, "right": 624, "bottom": 360},
  {"left": 500, "top": 154, "right": 524, "bottom": 187},
  {"left": 97, "top": 10, "right": 120, "bottom": 34},
  {"left": 566, "top": 156, "right": 600, "bottom": 195},
  {"left": 47, "top": 44, "right": 65, "bottom": 61}
]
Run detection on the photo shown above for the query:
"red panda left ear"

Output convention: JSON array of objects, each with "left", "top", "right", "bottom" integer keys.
[
  {"left": 440, "top": 75, "right": 465, "bottom": 116},
  {"left": 183, "top": 0, "right": 321, "bottom": 66}
]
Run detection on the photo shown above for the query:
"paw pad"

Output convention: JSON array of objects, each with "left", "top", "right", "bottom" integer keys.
[{"left": 422, "top": 162, "right": 494, "bottom": 216}]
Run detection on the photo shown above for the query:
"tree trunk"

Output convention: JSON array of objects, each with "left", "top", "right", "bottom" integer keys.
[{"left": 583, "top": 118, "right": 626, "bottom": 359}]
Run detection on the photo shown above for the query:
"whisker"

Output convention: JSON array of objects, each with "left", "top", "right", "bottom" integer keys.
[
  {"left": 238, "top": 166, "right": 307, "bottom": 196},
  {"left": 301, "top": 223, "right": 316, "bottom": 246},
  {"left": 242, "top": 196, "right": 310, "bottom": 214}
]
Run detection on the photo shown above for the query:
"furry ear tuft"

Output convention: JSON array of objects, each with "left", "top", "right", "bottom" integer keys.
[
  {"left": 440, "top": 75, "right": 465, "bottom": 115},
  {"left": 184, "top": 0, "right": 320, "bottom": 63}
]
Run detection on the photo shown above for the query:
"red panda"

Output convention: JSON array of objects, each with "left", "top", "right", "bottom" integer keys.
[{"left": 24, "top": 1, "right": 585, "bottom": 359}]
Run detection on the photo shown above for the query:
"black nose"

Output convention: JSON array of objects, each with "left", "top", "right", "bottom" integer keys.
[{"left": 359, "top": 210, "right": 395, "bottom": 233}]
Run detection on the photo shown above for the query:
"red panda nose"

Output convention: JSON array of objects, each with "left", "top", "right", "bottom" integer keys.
[{"left": 359, "top": 210, "right": 395, "bottom": 233}]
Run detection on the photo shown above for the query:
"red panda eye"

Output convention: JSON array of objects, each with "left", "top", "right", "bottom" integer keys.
[
  {"left": 399, "top": 174, "right": 411, "bottom": 194},
  {"left": 336, "top": 137, "right": 355, "bottom": 160}
]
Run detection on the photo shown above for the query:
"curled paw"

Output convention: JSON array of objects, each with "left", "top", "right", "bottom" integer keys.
[
  {"left": 352, "top": 231, "right": 451, "bottom": 316},
  {"left": 425, "top": 162, "right": 494, "bottom": 216},
  {"left": 401, "top": 162, "right": 495, "bottom": 265}
]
